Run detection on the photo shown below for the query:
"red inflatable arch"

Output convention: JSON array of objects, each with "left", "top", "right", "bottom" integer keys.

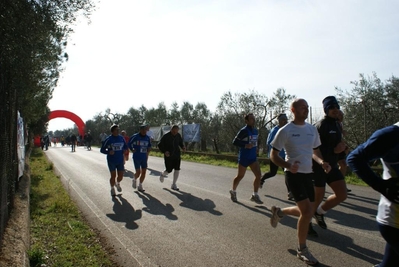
[{"left": 48, "top": 110, "right": 86, "bottom": 138}]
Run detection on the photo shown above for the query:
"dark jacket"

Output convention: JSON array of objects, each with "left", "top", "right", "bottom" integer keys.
[
  {"left": 313, "top": 115, "right": 342, "bottom": 166},
  {"left": 158, "top": 132, "right": 184, "bottom": 158}
]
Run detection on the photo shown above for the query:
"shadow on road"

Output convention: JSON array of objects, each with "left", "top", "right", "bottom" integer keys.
[
  {"left": 147, "top": 168, "right": 162, "bottom": 176},
  {"left": 106, "top": 195, "right": 142, "bottom": 230},
  {"left": 123, "top": 170, "right": 135, "bottom": 178},
  {"left": 266, "top": 193, "right": 379, "bottom": 231},
  {"left": 287, "top": 249, "right": 332, "bottom": 267},
  {"left": 313, "top": 228, "right": 382, "bottom": 265},
  {"left": 164, "top": 188, "right": 223, "bottom": 216},
  {"left": 135, "top": 191, "right": 178, "bottom": 220},
  {"left": 328, "top": 208, "right": 378, "bottom": 231}
]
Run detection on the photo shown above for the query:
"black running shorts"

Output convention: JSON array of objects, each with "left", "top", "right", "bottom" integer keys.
[
  {"left": 285, "top": 172, "right": 315, "bottom": 202},
  {"left": 313, "top": 165, "right": 344, "bottom": 188}
]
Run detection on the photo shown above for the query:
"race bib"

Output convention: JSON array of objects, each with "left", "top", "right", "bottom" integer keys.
[
  {"left": 112, "top": 142, "right": 124, "bottom": 151},
  {"left": 249, "top": 135, "right": 258, "bottom": 147}
]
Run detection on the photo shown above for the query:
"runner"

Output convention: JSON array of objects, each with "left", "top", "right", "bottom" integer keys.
[
  {"left": 128, "top": 125, "right": 152, "bottom": 192},
  {"left": 70, "top": 133, "right": 77, "bottom": 152},
  {"left": 229, "top": 113, "right": 263, "bottom": 204},
  {"left": 260, "top": 113, "right": 293, "bottom": 200},
  {"left": 100, "top": 124, "right": 128, "bottom": 197},
  {"left": 347, "top": 123, "right": 399, "bottom": 267},
  {"left": 121, "top": 130, "right": 130, "bottom": 167},
  {"left": 269, "top": 98, "right": 331, "bottom": 266},
  {"left": 158, "top": 125, "right": 186, "bottom": 191},
  {"left": 312, "top": 96, "right": 347, "bottom": 231}
]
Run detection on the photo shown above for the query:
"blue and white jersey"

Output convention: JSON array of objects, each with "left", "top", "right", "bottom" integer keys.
[
  {"left": 100, "top": 134, "right": 128, "bottom": 164},
  {"left": 233, "top": 125, "right": 258, "bottom": 162},
  {"left": 347, "top": 122, "right": 399, "bottom": 228},
  {"left": 128, "top": 133, "right": 152, "bottom": 160}
]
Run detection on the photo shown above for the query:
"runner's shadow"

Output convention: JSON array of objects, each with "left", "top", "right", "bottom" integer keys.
[
  {"left": 147, "top": 168, "right": 162, "bottom": 176},
  {"left": 236, "top": 202, "right": 270, "bottom": 217},
  {"left": 106, "top": 195, "right": 141, "bottom": 230},
  {"left": 312, "top": 228, "right": 382, "bottom": 265},
  {"left": 123, "top": 170, "right": 135, "bottom": 178},
  {"left": 287, "top": 249, "right": 332, "bottom": 267},
  {"left": 134, "top": 191, "right": 178, "bottom": 220},
  {"left": 326, "top": 208, "right": 377, "bottom": 231},
  {"left": 164, "top": 189, "right": 223, "bottom": 216}
]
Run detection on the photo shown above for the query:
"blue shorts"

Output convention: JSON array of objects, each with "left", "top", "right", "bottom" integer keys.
[
  {"left": 239, "top": 158, "right": 257, "bottom": 168},
  {"left": 133, "top": 158, "right": 148, "bottom": 170},
  {"left": 107, "top": 161, "right": 124, "bottom": 172}
]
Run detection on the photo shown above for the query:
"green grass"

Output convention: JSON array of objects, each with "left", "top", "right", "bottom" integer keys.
[{"left": 29, "top": 148, "right": 115, "bottom": 267}]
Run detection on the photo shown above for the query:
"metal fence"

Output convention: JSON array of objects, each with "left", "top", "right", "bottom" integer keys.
[{"left": 0, "top": 82, "right": 18, "bottom": 247}]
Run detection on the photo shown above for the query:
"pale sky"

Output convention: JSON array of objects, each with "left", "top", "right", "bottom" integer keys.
[{"left": 48, "top": 0, "right": 399, "bottom": 131}]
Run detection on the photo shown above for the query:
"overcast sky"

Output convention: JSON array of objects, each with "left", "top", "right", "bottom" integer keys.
[{"left": 48, "top": 0, "right": 399, "bottom": 131}]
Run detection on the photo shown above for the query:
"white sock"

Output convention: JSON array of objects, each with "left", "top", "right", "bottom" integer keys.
[
  {"left": 253, "top": 192, "right": 258, "bottom": 196},
  {"left": 173, "top": 170, "right": 180, "bottom": 185},
  {"left": 162, "top": 170, "right": 168, "bottom": 176},
  {"left": 317, "top": 205, "right": 326, "bottom": 215}
]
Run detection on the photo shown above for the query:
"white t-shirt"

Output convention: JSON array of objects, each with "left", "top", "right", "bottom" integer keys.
[{"left": 271, "top": 122, "right": 321, "bottom": 173}]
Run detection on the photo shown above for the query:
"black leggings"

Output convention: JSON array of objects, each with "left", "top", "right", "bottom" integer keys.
[
  {"left": 261, "top": 160, "right": 290, "bottom": 193},
  {"left": 378, "top": 223, "right": 399, "bottom": 267}
]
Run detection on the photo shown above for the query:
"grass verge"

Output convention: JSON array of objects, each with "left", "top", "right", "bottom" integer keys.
[{"left": 29, "top": 148, "right": 115, "bottom": 267}]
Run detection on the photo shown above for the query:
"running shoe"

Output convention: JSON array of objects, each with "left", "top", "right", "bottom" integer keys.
[
  {"left": 270, "top": 206, "right": 283, "bottom": 228},
  {"left": 250, "top": 194, "right": 263, "bottom": 204},
  {"left": 259, "top": 179, "right": 265, "bottom": 189},
  {"left": 159, "top": 174, "right": 164, "bottom": 183},
  {"left": 308, "top": 223, "right": 318, "bottom": 237},
  {"left": 171, "top": 184, "right": 179, "bottom": 191},
  {"left": 347, "top": 188, "right": 352, "bottom": 193},
  {"left": 116, "top": 183, "right": 122, "bottom": 192},
  {"left": 132, "top": 178, "right": 137, "bottom": 189},
  {"left": 287, "top": 192, "right": 295, "bottom": 201},
  {"left": 314, "top": 212, "right": 327, "bottom": 229},
  {"left": 110, "top": 188, "right": 116, "bottom": 196},
  {"left": 229, "top": 190, "right": 237, "bottom": 202},
  {"left": 138, "top": 184, "right": 145, "bottom": 192},
  {"left": 297, "top": 247, "right": 319, "bottom": 266}
]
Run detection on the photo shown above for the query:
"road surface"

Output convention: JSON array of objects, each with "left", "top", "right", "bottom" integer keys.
[{"left": 45, "top": 145, "right": 384, "bottom": 267}]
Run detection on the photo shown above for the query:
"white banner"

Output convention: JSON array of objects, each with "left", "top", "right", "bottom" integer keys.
[
  {"left": 17, "top": 111, "right": 25, "bottom": 179},
  {"left": 183, "top": 124, "right": 201, "bottom": 143}
]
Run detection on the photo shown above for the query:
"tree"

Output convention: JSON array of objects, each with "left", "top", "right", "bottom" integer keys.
[
  {"left": 336, "top": 73, "right": 399, "bottom": 149},
  {"left": 216, "top": 89, "right": 295, "bottom": 153},
  {"left": 145, "top": 102, "right": 168, "bottom": 126}
]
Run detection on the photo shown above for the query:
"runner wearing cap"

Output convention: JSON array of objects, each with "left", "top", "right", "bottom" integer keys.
[{"left": 128, "top": 125, "right": 152, "bottom": 192}]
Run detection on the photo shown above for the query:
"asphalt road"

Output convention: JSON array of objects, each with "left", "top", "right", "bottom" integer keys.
[{"left": 45, "top": 145, "right": 384, "bottom": 267}]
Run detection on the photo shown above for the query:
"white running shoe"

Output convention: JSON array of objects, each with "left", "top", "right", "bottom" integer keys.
[
  {"left": 138, "top": 184, "right": 145, "bottom": 192},
  {"left": 110, "top": 188, "right": 116, "bottom": 196},
  {"left": 297, "top": 247, "right": 319, "bottom": 266},
  {"left": 270, "top": 206, "right": 283, "bottom": 228},
  {"left": 171, "top": 184, "right": 179, "bottom": 191},
  {"left": 159, "top": 174, "right": 164, "bottom": 183},
  {"left": 132, "top": 178, "right": 137, "bottom": 189},
  {"left": 116, "top": 183, "right": 122, "bottom": 192}
]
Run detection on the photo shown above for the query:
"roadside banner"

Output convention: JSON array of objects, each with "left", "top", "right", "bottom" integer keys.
[
  {"left": 17, "top": 111, "right": 25, "bottom": 179},
  {"left": 183, "top": 124, "right": 201, "bottom": 143}
]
